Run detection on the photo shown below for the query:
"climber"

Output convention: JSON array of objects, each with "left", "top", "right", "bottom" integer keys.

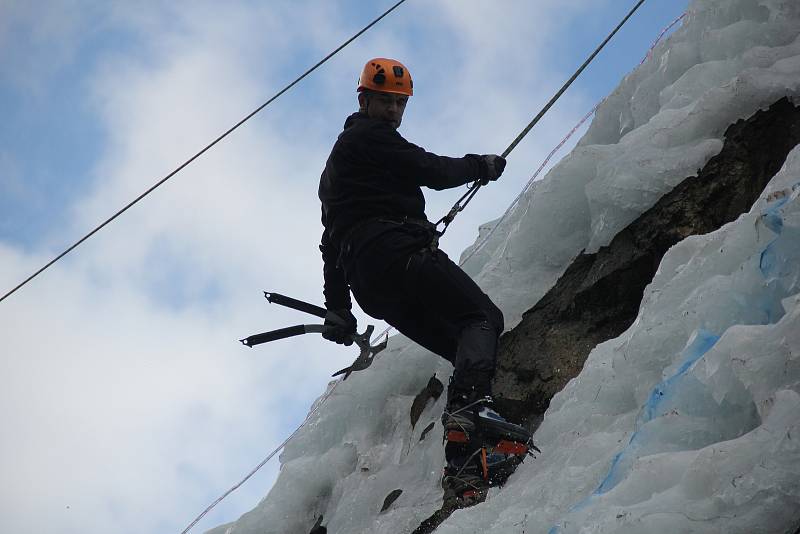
[{"left": 318, "top": 58, "right": 531, "bottom": 497}]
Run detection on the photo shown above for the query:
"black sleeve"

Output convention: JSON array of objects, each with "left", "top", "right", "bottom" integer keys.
[
  {"left": 319, "top": 225, "right": 352, "bottom": 310},
  {"left": 368, "top": 123, "right": 488, "bottom": 191}
]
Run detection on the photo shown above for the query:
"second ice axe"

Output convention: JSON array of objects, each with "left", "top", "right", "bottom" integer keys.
[{"left": 240, "top": 291, "right": 387, "bottom": 379}]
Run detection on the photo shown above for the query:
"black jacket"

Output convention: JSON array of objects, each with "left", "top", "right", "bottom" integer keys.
[{"left": 319, "top": 112, "right": 489, "bottom": 309}]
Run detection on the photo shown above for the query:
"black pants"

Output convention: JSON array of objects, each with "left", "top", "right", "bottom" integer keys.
[{"left": 342, "top": 221, "right": 504, "bottom": 395}]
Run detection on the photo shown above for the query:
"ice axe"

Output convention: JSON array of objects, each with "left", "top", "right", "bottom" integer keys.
[{"left": 240, "top": 292, "right": 387, "bottom": 379}]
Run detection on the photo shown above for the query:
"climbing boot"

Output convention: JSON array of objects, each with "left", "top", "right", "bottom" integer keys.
[{"left": 442, "top": 392, "right": 533, "bottom": 447}]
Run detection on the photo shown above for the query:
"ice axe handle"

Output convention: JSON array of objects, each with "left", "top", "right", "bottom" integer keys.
[
  {"left": 241, "top": 324, "right": 327, "bottom": 347},
  {"left": 264, "top": 292, "right": 327, "bottom": 319}
]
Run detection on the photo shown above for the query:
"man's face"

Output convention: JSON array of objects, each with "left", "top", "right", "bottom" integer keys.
[{"left": 363, "top": 91, "right": 409, "bottom": 129}]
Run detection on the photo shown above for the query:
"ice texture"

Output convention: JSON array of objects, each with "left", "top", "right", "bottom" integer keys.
[
  {"left": 464, "top": 0, "right": 800, "bottom": 328},
  {"left": 208, "top": 1, "right": 800, "bottom": 533},
  {"left": 484, "top": 150, "right": 800, "bottom": 534}
]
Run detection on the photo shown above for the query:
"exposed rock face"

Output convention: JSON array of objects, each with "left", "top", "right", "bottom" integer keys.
[{"left": 492, "top": 97, "right": 800, "bottom": 426}]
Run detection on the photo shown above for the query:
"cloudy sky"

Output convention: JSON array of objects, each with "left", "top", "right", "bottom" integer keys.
[{"left": 0, "top": 1, "right": 688, "bottom": 532}]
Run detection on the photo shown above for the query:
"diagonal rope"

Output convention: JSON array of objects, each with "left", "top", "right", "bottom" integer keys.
[
  {"left": 0, "top": 0, "right": 410, "bottom": 306},
  {"left": 433, "top": 0, "right": 649, "bottom": 238},
  {"left": 501, "top": 0, "right": 647, "bottom": 159}
]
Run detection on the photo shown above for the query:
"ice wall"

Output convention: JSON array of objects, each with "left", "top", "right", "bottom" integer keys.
[
  {"left": 438, "top": 146, "right": 800, "bottom": 533},
  {"left": 209, "top": 0, "right": 800, "bottom": 532},
  {"left": 465, "top": 0, "right": 800, "bottom": 328}
]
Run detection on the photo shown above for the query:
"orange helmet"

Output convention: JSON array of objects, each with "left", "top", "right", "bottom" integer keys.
[{"left": 357, "top": 58, "right": 413, "bottom": 96}]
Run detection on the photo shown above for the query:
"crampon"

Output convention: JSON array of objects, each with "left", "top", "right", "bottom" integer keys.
[
  {"left": 442, "top": 427, "right": 539, "bottom": 503},
  {"left": 439, "top": 393, "right": 540, "bottom": 503}
]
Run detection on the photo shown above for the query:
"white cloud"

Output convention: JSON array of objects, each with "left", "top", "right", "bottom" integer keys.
[{"left": 1, "top": 3, "right": 359, "bottom": 532}]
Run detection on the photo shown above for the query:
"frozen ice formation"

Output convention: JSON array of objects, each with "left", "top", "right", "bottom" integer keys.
[
  {"left": 440, "top": 147, "right": 800, "bottom": 533},
  {"left": 464, "top": 0, "right": 800, "bottom": 328}
]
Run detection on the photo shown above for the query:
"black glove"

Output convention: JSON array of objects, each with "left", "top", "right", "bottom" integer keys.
[
  {"left": 480, "top": 155, "right": 506, "bottom": 185},
  {"left": 322, "top": 309, "right": 357, "bottom": 346}
]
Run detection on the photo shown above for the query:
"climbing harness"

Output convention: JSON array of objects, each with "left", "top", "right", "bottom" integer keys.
[{"left": 241, "top": 292, "right": 387, "bottom": 379}]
